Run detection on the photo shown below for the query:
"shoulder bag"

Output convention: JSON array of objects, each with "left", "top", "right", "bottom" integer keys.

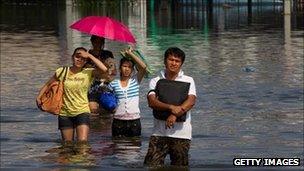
[{"left": 40, "top": 67, "right": 68, "bottom": 115}]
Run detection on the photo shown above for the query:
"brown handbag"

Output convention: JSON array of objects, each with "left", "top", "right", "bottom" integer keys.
[{"left": 40, "top": 67, "right": 68, "bottom": 115}]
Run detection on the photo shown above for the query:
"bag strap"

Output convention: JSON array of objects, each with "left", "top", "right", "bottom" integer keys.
[
  {"left": 56, "top": 67, "right": 68, "bottom": 82},
  {"left": 56, "top": 67, "right": 65, "bottom": 80},
  {"left": 62, "top": 67, "right": 68, "bottom": 82}
]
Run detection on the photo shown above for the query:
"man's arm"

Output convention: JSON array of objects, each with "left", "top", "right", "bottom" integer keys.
[
  {"left": 147, "top": 93, "right": 171, "bottom": 111},
  {"left": 171, "top": 94, "right": 196, "bottom": 117},
  {"left": 165, "top": 94, "right": 196, "bottom": 128},
  {"left": 147, "top": 93, "right": 196, "bottom": 117},
  {"left": 149, "top": 94, "right": 196, "bottom": 129}
]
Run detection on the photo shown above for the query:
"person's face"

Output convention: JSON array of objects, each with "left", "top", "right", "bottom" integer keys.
[
  {"left": 120, "top": 61, "right": 133, "bottom": 78},
  {"left": 91, "top": 37, "right": 105, "bottom": 50},
  {"left": 104, "top": 58, "right": 117, "bottom": 77},
  {"left": 165, "top": 55, "right": 183, "bottom": 74},
  {"left": 72, "top": 50, "right": 87, "bottom": 68}
]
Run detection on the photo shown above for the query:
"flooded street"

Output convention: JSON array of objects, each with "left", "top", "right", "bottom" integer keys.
[{"left": 1, "top": 0, "right": 303, "bottom": 170}]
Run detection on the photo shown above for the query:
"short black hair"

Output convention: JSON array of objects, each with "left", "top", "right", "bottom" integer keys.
[
  {"left": 90, "top": 35, "right": 105, "bottom": 43},
  {"left": 119, "top": 57, "right": 135, "bottom": 68},
  {"left": 100, "top": 50, "right": 114, "bottom": 61},
  {"left": 164, "top": 47, "right": 185, "bottom": 64}
]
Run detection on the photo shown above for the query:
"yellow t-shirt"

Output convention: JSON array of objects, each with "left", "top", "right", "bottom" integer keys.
[{"left": 56, "top": 67, "right": 94, "bottom": 116}]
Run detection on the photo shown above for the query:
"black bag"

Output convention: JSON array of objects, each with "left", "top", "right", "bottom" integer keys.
[{"left": 152, "top": 79, "right": 190, "bottom": 122}]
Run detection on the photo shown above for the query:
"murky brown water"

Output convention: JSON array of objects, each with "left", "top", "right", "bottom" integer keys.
[{"left": 1, "top": 1, "right": 303, "bottom": 170}]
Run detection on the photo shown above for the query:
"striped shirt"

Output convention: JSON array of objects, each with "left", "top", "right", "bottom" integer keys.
[{"left": 110, "top": 76, "right": 140, "bottom": 120}]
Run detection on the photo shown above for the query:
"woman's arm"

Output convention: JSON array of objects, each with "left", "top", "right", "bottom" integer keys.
[
  {"left": 78, "top": 50, "right": 108, "bottom": 78},
  {"left": 124, "top": 47, "right": 147, "bottom": 83}
]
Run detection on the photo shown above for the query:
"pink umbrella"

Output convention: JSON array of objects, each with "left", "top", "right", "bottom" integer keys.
[{"left": 70, "top": 16, "right": 136, "bottom": 44}]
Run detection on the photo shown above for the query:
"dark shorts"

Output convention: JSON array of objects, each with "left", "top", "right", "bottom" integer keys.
[
  {"left": 144, "top": 136, "right": 191, "bottom": 167},
  {"left": 112, "top": 118, "right": 141, "bottom": 137},
  {"left": 58, "top": 113, "right": 90, "bottom": 130}
]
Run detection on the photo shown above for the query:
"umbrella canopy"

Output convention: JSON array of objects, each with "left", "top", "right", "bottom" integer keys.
[{"left": 70, "top": 16, "right": 136, "bottom": 44}]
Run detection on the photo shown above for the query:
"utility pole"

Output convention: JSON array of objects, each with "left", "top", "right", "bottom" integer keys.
[{"left": 284, "top": 0, "right": 291, "bottom": 14}]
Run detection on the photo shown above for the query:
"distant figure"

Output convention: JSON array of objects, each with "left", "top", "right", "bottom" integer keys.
[
  {"left": 87, "top": 35, "right": 117, "bottom": 114},
  {"left": 36, "top": 47, "right": 108, "bottom": 151},
  {"left": 88, "top": 35, "right": 105, "bottom": 63},
  {"left": 144, "top": 47, "right": 196, "bottom": 167},
  {"left": 222, "top": 3, "right": 233, "bottom": 8},
  {"left": 109, "top": 47, "right": 147, "bottom": 137}
]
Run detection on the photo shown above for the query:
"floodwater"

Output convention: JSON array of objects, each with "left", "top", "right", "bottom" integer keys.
[{"left": 1, "top": 0, "right": 303, "bottom": 170}]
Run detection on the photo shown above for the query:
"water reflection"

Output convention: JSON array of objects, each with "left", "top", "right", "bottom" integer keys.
[
  {"left": 89, "top": 115, "right": 115, "bottom": 159},
  {"left": 43, "top": 145, "right": 96, "bottom": 166},
  {"left": 112, "top": 137, "right": 142, "bottom": 167},
  {"left": 89, "top": 115, "right": 143, "bottom": 167},
  {"left": 1, "top": 0, "right": 303, "bottom": 170}
]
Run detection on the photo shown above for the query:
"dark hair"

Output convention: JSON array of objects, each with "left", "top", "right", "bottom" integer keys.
[
  {"left": 164, "top": 47, "right": 185, "bottom": 64},
  {"left": 72, "top": 47, "right": 87, "bottom": 56},
  {"left": 90, "top": 35, "right": 105, "bottom": 43},
  {"left": 100, "top": 50, "right": 114, "bottom": 61},
  {"left": 119, "top": 58, "right": 135, "bottom": 69}
]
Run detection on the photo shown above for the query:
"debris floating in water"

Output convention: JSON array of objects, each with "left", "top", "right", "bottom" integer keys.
[{"left": 242, "top": 66, "right": 256, "bottom": 72}]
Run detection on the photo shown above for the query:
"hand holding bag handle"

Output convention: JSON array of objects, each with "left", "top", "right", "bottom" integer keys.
[{"left": 39, "top": 67, "right": 68, "bottom": 115}]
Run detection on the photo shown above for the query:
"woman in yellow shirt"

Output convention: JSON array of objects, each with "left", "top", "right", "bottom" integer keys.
[{"left": 36, "top": 47, "right": 108, "bottom": 150}]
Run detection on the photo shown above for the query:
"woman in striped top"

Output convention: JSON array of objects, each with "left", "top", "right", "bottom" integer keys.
[{"left": 110, "top": 47, "right": 147, "bottom": 137}]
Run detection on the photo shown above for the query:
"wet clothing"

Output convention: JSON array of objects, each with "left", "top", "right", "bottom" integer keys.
[
  {"left": 112, "top": 118, "right": 141, "bottom": 137},
  {"left": 58, "top": 113, "right": 90, "bottom": 130},
  {"left": 144, "top": 136, "right": 191, "bottom": 166},
  {"left": 56, "top": 67, "right": 94, "bottom": 117}
]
